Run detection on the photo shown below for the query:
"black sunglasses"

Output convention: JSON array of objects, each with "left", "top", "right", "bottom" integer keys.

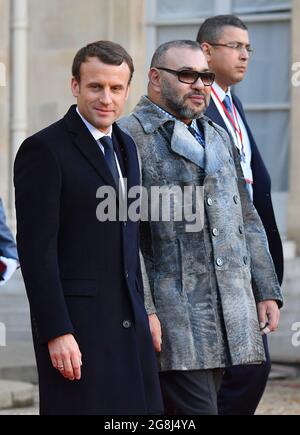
[{"left": 156, "top": 67, "right": 215, "bottom": 86}]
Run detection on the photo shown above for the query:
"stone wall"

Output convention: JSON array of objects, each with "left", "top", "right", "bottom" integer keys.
[
  {"left": 0, "top": 0, "right": 11, "bottom": 206},
  {"left": 27, "top": 0, "right": 146, "bottom": 135},
  {"left": 288, "top": 0, "right": 300, "bottom": 253}
]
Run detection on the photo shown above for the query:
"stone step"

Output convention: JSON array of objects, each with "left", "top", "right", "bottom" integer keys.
[
  {"left": 284, "top": 257, "right": 300, "bottom": 278},
  {"left": 0, "top": 342, "right": 37, "bottom": 384},
  {"left": 0, "top": 380, "right": 34, "bottom": 410},
  {"left": 283, "top": 240, "right": 297, "bottom": 260}
]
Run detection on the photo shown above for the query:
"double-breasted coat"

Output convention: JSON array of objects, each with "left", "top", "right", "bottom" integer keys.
[{"left": 119, "top": 96, "right": 283, "bottom": 372}]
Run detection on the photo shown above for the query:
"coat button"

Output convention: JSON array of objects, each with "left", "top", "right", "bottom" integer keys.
[
  {"left": 216, "top": 258, "right": 223, "bottom": 267},
  {"left": 125, "top": 271, "right": 129, "bottom": 279},
  {"left": 123, "top": 320, "right": 131, "bottom": 329},
  {"left": 243, "top": 256, "right": 248, "bottom": 265},
  {"left": 207, "top": 197, "right": 213, "bottom": 206},
  {"left": 233, "top": 195, "right": 239, "bottom": 204},
  {"left": 212, "top": 228, "right": 219, "bottom": 237},
  {"left": 239, "top": 225, "right": 243, "bottom": 235}
]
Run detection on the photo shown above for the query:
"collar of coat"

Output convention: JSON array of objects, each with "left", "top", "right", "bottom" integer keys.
[{"left": 132, "top": 96, "right": 233, "bottom": 174}]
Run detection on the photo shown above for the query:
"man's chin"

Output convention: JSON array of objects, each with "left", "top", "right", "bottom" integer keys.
[{"left": 232, "top": 74, "right": 245, "bottom": 84}]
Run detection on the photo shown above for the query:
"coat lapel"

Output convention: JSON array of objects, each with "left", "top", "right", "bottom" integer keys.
[
  {"left": 205, "top": 98, "right": 228, "bottom": 133},
  {"left": 201, "top": 116, "right": 231, "bottom": 175},
  {"left": 64, "top": 105, "right": 116, "bottom": 188},
  {"left": 113, "top": 123, "right": 140, "bottom": 194},
  {"left": 170, "top": 120, "right": 205, "bottom": 168}
]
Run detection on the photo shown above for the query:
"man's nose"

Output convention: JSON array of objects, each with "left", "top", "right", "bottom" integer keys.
[
  {"left": 240, "top": 47, "right": 250, "bottom": 61},
  {"left": 191, "top": 77, "right": 205, "bottom": 91},
  {"left": 99, "top": 89, "right": 113, "bottom": 105}
]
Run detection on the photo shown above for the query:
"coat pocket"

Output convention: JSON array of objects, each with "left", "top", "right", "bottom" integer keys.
[{"left": 61, "top": 279, "right": 98, "bottom": 297}]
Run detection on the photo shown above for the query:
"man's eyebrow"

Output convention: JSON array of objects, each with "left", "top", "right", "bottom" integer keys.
[{"left": 177, "top": 67, "right": 211, "bottom": 72}]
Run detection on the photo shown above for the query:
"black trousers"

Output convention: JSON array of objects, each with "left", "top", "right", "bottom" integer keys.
[
  {"left": 159, "top": 369, "right": 223, "bottom": 415},
  {"left": 218, "top": 335, "right": 271, "bottom": 415}
]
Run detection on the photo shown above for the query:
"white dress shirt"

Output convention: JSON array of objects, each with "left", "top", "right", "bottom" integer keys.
[
  {"left": 211, "top": 82, "right": 253, "bottom": 200},
  {"left": 76, "top": 107, "right": 125, "bottom": 195}
]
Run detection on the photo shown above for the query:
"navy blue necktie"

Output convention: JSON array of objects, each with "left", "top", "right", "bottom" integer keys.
[
  {"left": 223, "top": 95, "right": 235, "bottom": 119},
  {"left": 99, "top": 136, "right": 119, "bottom": 188}
]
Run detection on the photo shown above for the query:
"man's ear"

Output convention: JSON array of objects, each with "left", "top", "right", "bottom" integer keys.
[
  {"left": 71, "top": 77, "right": 79, "bottom": 98},
  {"left": 148, "top": 68, "right": 162, "bottom": 92},
  {"left": 201, "top": 42, "right": 212, "bottom": 61}
]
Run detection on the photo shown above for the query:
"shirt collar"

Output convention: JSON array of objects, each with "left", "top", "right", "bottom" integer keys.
[
  {"left": 212, "top": 81, "right": 232, "bottom": 103},
  {"left": 76, "top": 106, "right": 112, "bottom": 141}
]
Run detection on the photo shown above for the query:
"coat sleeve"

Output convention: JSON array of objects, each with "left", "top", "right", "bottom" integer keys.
[
  {"left": 230, "top": 138, "right": 283, "bottom": 308},
  {"left": 14, "top": 136, "right": 75, "bottom": 344},
  {"left": 0, "top": 198, "right": 18, "bottom": 260},
  {"left": 139, "top": 237, "right": 156, "bottom": 315}
]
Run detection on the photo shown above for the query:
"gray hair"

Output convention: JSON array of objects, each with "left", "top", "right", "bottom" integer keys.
[
  {"left": 150, "top": 40, "right": 202, "bottom": 68},
  {"left": 197, "top": 15, "right": 248, "bottom": 44}
]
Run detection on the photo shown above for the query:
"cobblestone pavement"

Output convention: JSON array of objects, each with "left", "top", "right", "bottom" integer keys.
[
  {"left": 256, "top": 378, "right": 300, "bottom": 415},
  {"left": 1, "top": 378, "right": 300, "bottom": 415}
]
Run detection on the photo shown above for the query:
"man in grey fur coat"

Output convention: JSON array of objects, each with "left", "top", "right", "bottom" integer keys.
[{"left": 118, "top": 40, "right": 283, "bottom": 415}]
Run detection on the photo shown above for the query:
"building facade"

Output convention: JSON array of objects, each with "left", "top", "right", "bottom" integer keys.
[{"left": 0, "top": 0, "right": 299, "bottom": 251}]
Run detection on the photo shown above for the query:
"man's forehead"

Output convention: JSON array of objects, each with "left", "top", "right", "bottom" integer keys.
[
  {"left": 219, "top": 25, "right": 249, "bottom": 42},
  {"left": 164, "top": 47, "right": 208, "bottom": 69}
]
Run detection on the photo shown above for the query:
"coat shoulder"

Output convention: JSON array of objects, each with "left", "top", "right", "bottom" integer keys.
[
  {"left": 118, "top": 115, "right": 149, "bottom": 154},
  {"left": 118, "top": 114, "right": 144, "bottom": 138}
]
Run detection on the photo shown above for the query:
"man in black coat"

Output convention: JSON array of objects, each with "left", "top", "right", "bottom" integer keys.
[
  {"left": 14, "top": 41, "right": 163, "bottom": 415},
  {"left": 197, "top": 15, "right": 284, "bottom": 415}
]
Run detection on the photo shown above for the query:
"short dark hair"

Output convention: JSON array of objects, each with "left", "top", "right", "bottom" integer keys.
[
  {"left": 72, "top": 40, "right": 134, "bottom": 83},
  {"left": 150, "top": 40, "right": 202, "bottom": 68},
  {"left": 197, "top": 15, "right": 248, "bottom": 44}
]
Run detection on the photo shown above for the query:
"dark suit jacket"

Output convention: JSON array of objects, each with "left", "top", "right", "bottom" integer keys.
[
  {"left": 0, "top": 198, "right": 18, "bottom": 260},
  {"left": 14, "top": 105, "right": 163, "bottom": 415},
  {"left": 205, "top": 96, "right": 283, "bottom": 285}
]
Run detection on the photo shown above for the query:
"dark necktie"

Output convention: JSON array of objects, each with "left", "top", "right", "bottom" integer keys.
[
  {"left": 223, "top": 95, "right": 235, "bottom": 119},
  {"left": 99, "top": 136, "right": 119, "bottom": 188},
  {"left": 188, "top": 126, "right": 205, "bottom": 147}
]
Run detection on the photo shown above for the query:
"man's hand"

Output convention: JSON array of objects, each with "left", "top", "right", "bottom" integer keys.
[
  {"left": 148, "top": 314, "right": 162, "bottom": 353},
  {"left": 0, "top": 257, "right": 18, "bottom": 286},
  {"left": 257, "top": 300, "right": 280, "bottom": 335},
  {"left": 48, "top": 334, "right": 82, "bottom": 381}
]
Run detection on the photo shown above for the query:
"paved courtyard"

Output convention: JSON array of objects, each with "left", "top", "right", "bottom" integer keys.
[
  {"left": 0, "top": 377, "right": 300, "bottom": 415},
  {"left": 1, "top": 270, "right": 300, "bottom": 415}
]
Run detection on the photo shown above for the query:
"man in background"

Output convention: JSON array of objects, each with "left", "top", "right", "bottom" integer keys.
[{"left": 197, "top": 14, "right": 284, "bottom": 415}]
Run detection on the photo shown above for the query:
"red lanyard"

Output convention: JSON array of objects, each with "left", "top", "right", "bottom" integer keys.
[{"left": 211, "top": 87, "right": 243, "bottom": 146}]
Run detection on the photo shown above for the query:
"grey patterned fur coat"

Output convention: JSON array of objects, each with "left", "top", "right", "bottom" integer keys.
[{"left": 118, "top": 96, "right": 283, "bottom": 371}]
